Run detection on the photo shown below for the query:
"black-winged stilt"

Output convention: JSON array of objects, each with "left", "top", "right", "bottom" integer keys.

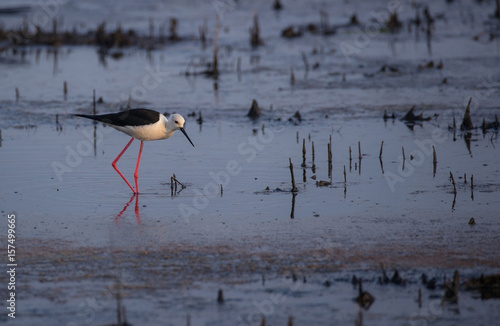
[{"left": 75, "top": 108, "right": 194, "bottom": 194}]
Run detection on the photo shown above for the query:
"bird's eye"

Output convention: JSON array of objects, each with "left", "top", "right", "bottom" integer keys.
[{"left": 175, "top": 120, "right": 179, "bottom": 124}]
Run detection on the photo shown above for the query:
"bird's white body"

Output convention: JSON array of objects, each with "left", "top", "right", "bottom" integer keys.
[
  {"left": 108, "top": 113, "right": 185, "bottom": 142},
  {"left": 111, "top": 114, "right": 167, "bottom": 141}
]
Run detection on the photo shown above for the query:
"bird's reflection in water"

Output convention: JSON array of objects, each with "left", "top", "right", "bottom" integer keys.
[{"left": 115, "top": 194, "right": 141, "bottom": 224}]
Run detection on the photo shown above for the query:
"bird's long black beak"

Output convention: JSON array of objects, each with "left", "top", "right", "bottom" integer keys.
[{"left": 180, "top": 128, "right": 195, "bottom": 147}]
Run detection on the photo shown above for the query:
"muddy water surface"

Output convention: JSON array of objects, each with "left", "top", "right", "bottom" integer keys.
[{"left": 1, "top": 0, "right": 500, "bottom": 325}]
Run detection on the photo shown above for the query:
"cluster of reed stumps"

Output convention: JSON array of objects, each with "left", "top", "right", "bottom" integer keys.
[
  {"left": 242, "top": 96, "right": 497, "bottom": 216},
  {"left": 351, "top": 266, "right": 500, "bottom": 311}
]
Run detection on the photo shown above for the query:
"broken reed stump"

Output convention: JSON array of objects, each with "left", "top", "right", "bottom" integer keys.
[
  {"left": 63, "top": 81, "right": 67, "bottom": 96},
  {"left": 358, "top": 141, "right": 362, "bottom": 160},
  {"left": 328, "top": 140, "right": 333, "bottom": 178},
  {"left": 328, "top": 142, "right": 332, "bottom": 164},
  {"left": 15, "top": 87, "right": 19, "bottom": 101},
  {"left": 344, "top": 165, "right": 347, "bottom": 183},
  {"left": 470, "top": 174, "right": 474, "bottom": 200},
  {"left": 449, "top": 172, "right": 457, "bottom": 195},
  {"left": 301, "top": 51, "right": 310, "bottom": 71},
  {"left": 432, "top": 145, "right": 437, "bottom": 176},
  {"left": 443, "top": 270, "right": 460, "bottom": 304},
  {"left": 460, "top": 97, "right": 474, "bottom": 131},
  {"left": 199, "top": 19, "right": 207, "bottom": 47},
  {"left": 213, "top": 17, "right": 220, "bottom": 79},
  {"left": 247, "top": 99, "right": 261, "bottom": 119},
  {"left": 379, "top": 141, "right": 384, "bottom": 159},
  {"left": 273, "top": 0, "right": 283, "bottom": 10},
  {"left": 356, "top": 278, "right": 375, "bottom": 310},
  {"left": 312, "top": 141, "right": 315, "bottom": 164},
  {"left": 289, "top": 158, "right": 298, "bottom": 193},
  {"left": 220, "top": 184, "right": 223, "bottom": 196},
  {"left": 250, "top": 14, "right": 264, "bottom": 47},
  {"left": 217, "top": 289, "right": 224, "bottom": 304},
  {"left": 290, "top": 66, "right": 295, "bottom": 85},
  {"left": 93, "top": 89, "right": 96, "bottom": 115},
  {"left": 301, "top": 139, "right": 306, "bottom": 167}
]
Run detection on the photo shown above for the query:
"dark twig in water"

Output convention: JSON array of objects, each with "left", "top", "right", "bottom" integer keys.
[
  {"left": 289, "top": 158, "right": 298, "bottom": 193},
  {"left": 247, "top": 99, "right": 261, "bottom": 119},
  {"left": 301, "top": 51, "right": 310, "bottom": 71},
  {"left": 356, "top": 278, "right": 375, "bottom": 310},
  {"left": 312, "top": 141, "right": 315, "bottom": 164},
  {"left": 250, "top": 14, "right": 264, "bottom": 47},
  {"left": 402, "top": 106, "right": 431, "bottom": 122},
  {"left": 433, "top": 145, "right": 437, "bottom": 177},
  {"left": 217, "top": 289, "right": 224, "bottom": 304},
  {"left": 443, "top": 270, "right": 460, "bottom": 304},
  {"left": 273, "top": 0, "right": 283, "bottom": 11},
  {"left": 344, "top": 165, "right": 347, "bottom": 184},
  {"left": 349, "top": 146, "right": 352, "bottom": 172},
  {"left": 213, "top": 17, "right": 220, "bottom": 79},
  {"left": 312, "top": 141, "right": 316, "bottom": 173},
  {"left": 379, "top": 140, "right": 384, "bottom": 159},
  {"left": 470, "top": 174, "right": 474, "bottom": 200},
  {"left": 301, "top": 138, "right": 306, "bottom": 167},
  {"left": 358, "top": 141, "right": 362, "bottom": 160},
  {"left": 328, "top": 139, "right": 333, "bottom": 178},
  {"left": 93, "top": 89, "right": 96, "bottom": 116},
  {"left": 460, "top": 97, "right": 474, "bottom": 131},
  {"left": 450, "top": 171, "right": 457, "bottom": 195}
]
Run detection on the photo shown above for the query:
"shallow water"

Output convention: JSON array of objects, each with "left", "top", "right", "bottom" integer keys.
[{"left": 1, "top": 0, "right": 500, "bottom": 325}]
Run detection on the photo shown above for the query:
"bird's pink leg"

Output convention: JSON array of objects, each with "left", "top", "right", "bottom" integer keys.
[
  {"left": 134, "top": 141, "right": 144, "bottom": 194},
  {"left": 112, "top": 137, "right": 137, "bottom": 193}
]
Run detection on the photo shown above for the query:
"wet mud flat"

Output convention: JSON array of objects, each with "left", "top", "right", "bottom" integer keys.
[
  {"left": 1, "top": 0, "right": 500, "bottom": 325},
  {"left": 3, "top": 236, "right": 500, "bottom": 326}
]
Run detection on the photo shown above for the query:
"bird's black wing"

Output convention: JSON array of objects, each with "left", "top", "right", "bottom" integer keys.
[{"left": 75, "top": 108, "right": 160, "bottom": 126}]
